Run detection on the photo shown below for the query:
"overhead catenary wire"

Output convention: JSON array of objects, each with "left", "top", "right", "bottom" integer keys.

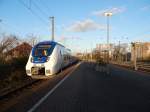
[
  {"left": 0, "top": 21, "right": 21, "bottom": 36},
  {"left": 18, "top": 0, "right": 48, "bottom": 25},
  {"left": 31, "top": 0, "right": 49, "bottom": 18},
  {"left": 37, "top": 0, "right": 52, "bottom": 15}
]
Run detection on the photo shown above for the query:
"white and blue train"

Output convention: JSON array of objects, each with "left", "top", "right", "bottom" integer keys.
[{"left": 26, "top": 41, "right": 76, "bottom": 79}]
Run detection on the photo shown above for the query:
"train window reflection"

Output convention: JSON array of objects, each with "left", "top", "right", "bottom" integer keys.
[{"left": 33, "top": 44, "right": 51, "bottom": 57}]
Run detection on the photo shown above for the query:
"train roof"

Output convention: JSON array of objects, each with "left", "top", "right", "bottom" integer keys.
[
  {"left": 36, "top": 41, "right": 65, "bottom": 47},
  {"left": 35, "top": 41, "right": 71, "bottom": 52}
]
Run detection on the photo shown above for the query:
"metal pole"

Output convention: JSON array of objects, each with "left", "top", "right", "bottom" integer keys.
[
  {"left": 50, "top": 16, "right": 54, "bottom": 41},
  {"left": 107, "top": 15, "right": 109, "bottom": 48},
  {"left": 126, "top": 37, "right": 128, "bottom": 62},
  {"left": 134, "top": 43, "right": 137, "bottom": 70},
  {"left": 105, "top": 12, "right": 112, "bottom": 75},
  {"left": 91, "top": 43, "right": 93, "bottom": 62},
  {"left": 119, "top": 41, "right": 120, "bottom": 63},
  {"left": 106, "top": 15, "right": 109, "bottom": 64},
  {"left": 126, "top": 52, "right": 128, "bottom": 62},
  {"left": 105, "top": 12, "right": 112, "bottom": 63}
]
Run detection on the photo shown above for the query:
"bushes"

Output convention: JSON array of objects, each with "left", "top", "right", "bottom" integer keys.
[
  {"left": 0, "top": 56, "right": 29, "bottom": 90},
  {"left": 0, "top": 56, "right": 11, "bottom": 79},
  {"left": 0, "top": 56, "right": 28, "bottom": 80},
  {"left": 10, "top": 56, "right": 28, "bottom": 68},
  {"left": 0, "top": 69, "right": 27, "bottom": 89}
]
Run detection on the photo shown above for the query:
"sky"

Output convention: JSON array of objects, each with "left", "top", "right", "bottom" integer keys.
[{"left": 0, "top": 0, "right": 150, "bottom": 53}]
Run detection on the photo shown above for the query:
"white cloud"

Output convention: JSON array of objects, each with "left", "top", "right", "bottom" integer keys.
[
  {"left": 93, "top": 7, "right": 126, "bottom": 16},
  {"left": 66, "top": 19, "right": 105, "bottom": 32}
]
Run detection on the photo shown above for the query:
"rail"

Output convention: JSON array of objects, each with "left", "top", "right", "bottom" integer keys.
[
  {"left": 0, "top": 60, "right": 79, "bottom": 100},
  {"left": 0, "top": 79, "right": 40, "bottom": 100},
  {"left": 111, "top": 61, "right": 150, "bottom": 73}
]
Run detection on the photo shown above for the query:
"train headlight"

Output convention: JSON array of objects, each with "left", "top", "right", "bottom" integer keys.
[
  {"left": 26, "top": 70, "right": 31, "bottom": 74},
  {"left": 46, "top": 70, "right": 51, "bottom": 74},
  {"left": 30, "top": 57, "right": 33, "bottom": 62}
]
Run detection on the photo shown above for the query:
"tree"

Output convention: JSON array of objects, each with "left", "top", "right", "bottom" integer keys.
[
  {"left": 0, "top": 34, "right": 19, "bottom": 61},
  {"left": 25, "top": 34, "right": 40, "bottom": 47},
  {"left": 0, "top": 34, "right": 18, "bottom": 53}
]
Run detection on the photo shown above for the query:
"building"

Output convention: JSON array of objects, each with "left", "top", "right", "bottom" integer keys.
[
  {"left": 131, "top": 42, "right": 150, "bottom": 61},
  {"left": 112, "top": 43, "right": 131, "bottom": 61},
  {"left": 76, "top": 52, "right": 83, "bottom": 59},
  {"left": 96, "top": 44, "right": 114, "bottom": 53},
  {"left": 6, "top": 42, "right": 32, "bottom": 60},
  {"left": 93, "top": 43, "right": 115, "bottom": 61},
  {"left": 96, "top": 44, "right": 114, "bottom": 51}
]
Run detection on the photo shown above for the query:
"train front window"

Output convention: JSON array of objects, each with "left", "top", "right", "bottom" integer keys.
[{"left": 32, "top": 44, "right": 52, "bottom": 57}]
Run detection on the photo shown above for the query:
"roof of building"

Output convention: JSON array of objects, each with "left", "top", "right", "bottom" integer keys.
[{"left": 7, "top": 42, "right": 32, "bottom": 55}]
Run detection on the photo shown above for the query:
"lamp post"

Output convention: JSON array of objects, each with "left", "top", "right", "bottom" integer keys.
[{"left": 104, "top": 12, "right": 112, "bottom": 63}]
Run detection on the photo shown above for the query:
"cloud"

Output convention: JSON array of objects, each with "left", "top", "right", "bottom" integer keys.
[
  {"left": 60, "top": 36, "right": 81, "bottom": 41},
  {"left": 66, "top": 19, "right": 105, "bottom": 32},
  {"left": 141, "top": 5, "right": 150, "bottom": 11},
  {"left": 93, "top": 7, "right": 126, "bottom": 16}
]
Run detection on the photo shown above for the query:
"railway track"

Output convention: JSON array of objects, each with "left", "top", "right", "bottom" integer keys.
[
  {"left": 0, "top": 61, "right": 79, "bottom": 101},
  {"left": 111, "top": 61, "right": 150, "bottom": 73},
  {"left": 0, "top": 79, "right": 41, "bottom": 100}
]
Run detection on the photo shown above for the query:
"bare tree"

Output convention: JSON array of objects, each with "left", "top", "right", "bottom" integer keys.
[
  {"left": 25, "top": 34, "right": 40, "bottom": 47},
  {"left": 0, "top": 34, "right": 19, "bottom": 59}
]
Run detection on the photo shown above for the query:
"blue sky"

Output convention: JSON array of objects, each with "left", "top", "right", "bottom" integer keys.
[{"left": 0, "top": 0, "right": 150, "bottom": 52}]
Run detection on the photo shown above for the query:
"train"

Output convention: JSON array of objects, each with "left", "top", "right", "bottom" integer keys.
[{"left": 26, "top": 41, "right": 77, "bottom": 79}]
